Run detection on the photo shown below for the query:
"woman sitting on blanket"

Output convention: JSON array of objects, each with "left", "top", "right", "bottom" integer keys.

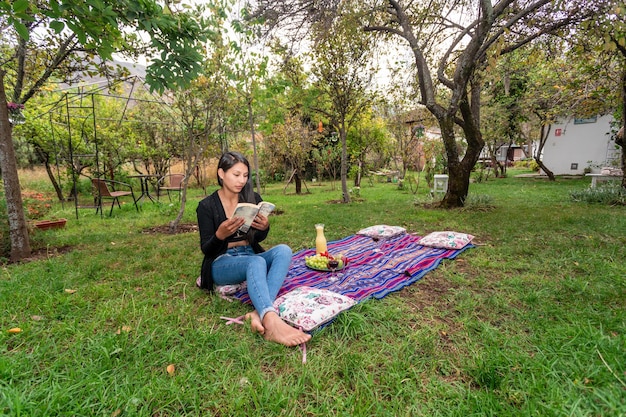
[{"left": 196, "top": 151, "right": 311, "bottom": 347}]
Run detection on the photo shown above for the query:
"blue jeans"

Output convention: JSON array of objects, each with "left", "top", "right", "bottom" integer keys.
[{"left": 212, "top": 244, "right": 292, "bottom": 320}]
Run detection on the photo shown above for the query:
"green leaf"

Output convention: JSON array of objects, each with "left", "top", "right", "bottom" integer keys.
[
  {"left": 13, "top": 20, "right": 29, "bottom": 40},
  {"left": 50, "top": 20, "right": 65, "bottom": 34},
  {"left": 12, "top": 0, "right": 29, "bottom": 13},
  {"left": 49, "top": 0, "right": 60, "bottom": 15}
]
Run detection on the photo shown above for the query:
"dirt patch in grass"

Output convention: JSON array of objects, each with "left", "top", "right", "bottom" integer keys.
[
  {"left": 142, "top": 223, "right": 199, "bottom": 234},
  {"left": 396, "top": 272, "right": 458, "bottom": 311},
  {"left": 4, "top": 223, "right": 200, "bottom": 264},
  {"left": 398, "top": 258, "right": 472, "bottom": 305},
  {"left": 326, "top": 198, "right": 366, "bottom": 204},
  {"left": 12, "top": 245, "right": 75, "bottom": 264}
]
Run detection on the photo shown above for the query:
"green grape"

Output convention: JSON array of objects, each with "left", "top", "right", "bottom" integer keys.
[
  {"left": 305, "top": 254, "right": 345, "bottom": 270},
  {"left": 306, "top": 254, "right": 331, "bottom": 269}
]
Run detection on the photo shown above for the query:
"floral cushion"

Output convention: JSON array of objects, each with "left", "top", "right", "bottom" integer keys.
[
  {"left": 357, "top": 225, "right": 406, "bottom": 239},
  {"left": 418, "top": 231, "right": 474, "bottom": 249},
  {"left": 274, "top": 286, "right": 357, "bottom": 332},
  {"left": 215, "top": 282, "right": 247, "bottom": 296}
]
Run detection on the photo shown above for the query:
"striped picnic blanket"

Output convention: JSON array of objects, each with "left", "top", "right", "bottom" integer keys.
[{"left": 231, "top": 233, "right": 472, "bottom": 304}]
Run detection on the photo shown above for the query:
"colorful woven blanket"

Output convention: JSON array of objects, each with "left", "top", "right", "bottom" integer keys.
[{"left": 231, "top": 233, "right": 472, "bottom": 304}]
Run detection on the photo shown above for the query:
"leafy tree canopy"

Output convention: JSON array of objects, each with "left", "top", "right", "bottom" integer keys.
[{"left": 0, "top": 0, "right": 211, "bottom": 94}]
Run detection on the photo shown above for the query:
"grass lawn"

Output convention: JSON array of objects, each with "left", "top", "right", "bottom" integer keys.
[{"left": 1, "top": 168, "right": 625, "bottom": 416}]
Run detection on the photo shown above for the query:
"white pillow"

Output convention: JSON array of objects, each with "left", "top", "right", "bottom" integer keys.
[
  {"left": 274, "top": 286, "right": 357, "bottom": 332},
  {"left": 418, "top": 231, "right": 474, "bottom": 249},
  {"left": 357, "top": 225, "right": 406, "bottom": 239}
]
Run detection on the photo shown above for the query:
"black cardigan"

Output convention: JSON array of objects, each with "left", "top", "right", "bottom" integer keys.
[{"left": 196, "top": 190, "right": 268, "bottom": 290}]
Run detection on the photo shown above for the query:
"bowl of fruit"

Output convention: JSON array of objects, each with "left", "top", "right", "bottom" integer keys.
[{"left": 305, "top": 251, "right": 349, "bottom": 271}]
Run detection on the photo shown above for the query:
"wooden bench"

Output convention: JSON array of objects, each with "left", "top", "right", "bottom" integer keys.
[{"left": 585, "top": 174, "right": 621, "bottom": 188}]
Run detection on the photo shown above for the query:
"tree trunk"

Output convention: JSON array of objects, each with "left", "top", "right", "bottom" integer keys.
[
  {"left": 534, "top": 124, "right": 555, "bottom": 181},
  {"left": 490, "top": 155, "right": 502, "bottom": 177},
  {"left": 169, "top": 183, "right": 187, "bottom": 234},
  {"left": 247, "top": 99, "right": 262, "bottom": 194},
  {"left": 445, "top": 162, "right": 472, "bottom": 207},
  {"left": 44, "top": 159, "right": 64, "bottom": 201},
  {"left": 0, "top": 70, "right": 31, "bottom": 261},
  {"left": 535, "top": 159, "right": 554, "bottom": 181},
  {"left": 615, "top": 62, "right": 626, "bottom": 189},
  {"left": 170, "top": 157, "right": 193, "bottom": 234},
  {"left": 294, "top": 172, "right": 302, "bottom": 194},
  {"left": 340, "top": 122, "right": 350, "bottom": 203},
  {"left": 354, "top": 158, "right": 362, "bottom": 187},
  {"left": 33, "top": 143, "right": 64, "bottom": 201},
  {"left": 442, "top": 139, "right": 483, "bottom": 207},
  {"left": 437, "top": 96, "right": 484, "bottom": 208},
  {"left": 619, "top": 141, "right": 625, "bottom": 190}
]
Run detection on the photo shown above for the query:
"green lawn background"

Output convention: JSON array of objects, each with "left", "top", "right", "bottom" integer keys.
[{"left": 1, "top": 169, "right": 624, "bottom": 416}]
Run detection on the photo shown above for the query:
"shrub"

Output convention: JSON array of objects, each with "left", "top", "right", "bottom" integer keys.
[
  {"left": 570, "top": 183, "right": 625, "bottom": 205},
  {"left": 463, "top": 193, "right": 495, "bottom": 209},
  {"left": 472, "top": 164, "right": 490, "bottom": 183},
  {"left": 513, "top": 159, "right": 540, "bottom": 172}
]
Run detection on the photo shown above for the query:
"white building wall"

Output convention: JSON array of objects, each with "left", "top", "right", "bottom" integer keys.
[{"left": 541, "top": 114, "right": 617, "bottom": 175}]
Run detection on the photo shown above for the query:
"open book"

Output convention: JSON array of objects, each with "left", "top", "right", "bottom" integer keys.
[{"left": 232, "top": 201, "right": 275, "bottom": 233}]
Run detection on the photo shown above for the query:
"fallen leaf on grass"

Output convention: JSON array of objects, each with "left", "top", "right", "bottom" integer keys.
[
  {"left": 8, "top": 328, "right": 22, "bottom": 334},
  {"left": 166, "top": 364, "right": 175, "bottom": 376},
  {"left": 116, "top": 326, "right": 132, "bottom": 334},
  {"left": 31, "top": 315, "right": 43, "bottom": 321},
  {"left": 64, "top": 289, "right": 77, "bottom": 294}
]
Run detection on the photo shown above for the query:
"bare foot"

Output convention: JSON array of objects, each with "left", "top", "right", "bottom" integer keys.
[
  {"left": 262, "top": 312, "right": 311, "bottom": 347},
  {"left": 245, "top": 311, "right": 265, "bottom": 335}
]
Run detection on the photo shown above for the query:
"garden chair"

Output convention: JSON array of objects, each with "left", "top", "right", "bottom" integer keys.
[
  {"left": 91, "top": 178, "right": 139, "bottom": 216},
  {"left": 157, "top": 174, "right": 185, "bottom": 201}
]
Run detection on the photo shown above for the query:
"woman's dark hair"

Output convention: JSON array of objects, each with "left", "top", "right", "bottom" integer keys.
[{"left": 217, "top": 151, "right": 255, "bottom": 203}]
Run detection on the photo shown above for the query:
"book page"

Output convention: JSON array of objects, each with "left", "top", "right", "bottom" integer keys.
[
  {"left": 232, "top": 203, "right": 259, "bottom": 233},
  {"left": 257, "top": 201, "right": 275, "bottom": 217},
  {"left": 232, "top": 201, "right": 275, "bottom": 233}
]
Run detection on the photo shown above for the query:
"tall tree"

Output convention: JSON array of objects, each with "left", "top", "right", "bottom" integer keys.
[
  {"left": 518, "top": 38, "right": 619, "bottom": 181},
  {"left": 482, "top": 51, "right": 530, "bottom": 178},
  {"left": 127, "top": 88, "right": 182, "bottom": 180},
  {"left": 347, "top": 111, "right": 389, "bottom": 187},
  {"left": 166, "top": 1, "right": 234, "bottom": 232},
  {"left": 170, "top": 68, "right": 230, "bottom": 232},
  {"left": 264, "top": 115, "right": 316, "bottom": 194},
  {"left": 579, "top": 0, "right": 626, "bottom": 188},
  {"left": 251, "top": 0, "right": 606, "bottom": 207},
  {"left": 260, "top": 41, "right": 332, "bottom": 189},
  {"left": 310, "top": 8, "right": 377, "bottom": 203},
  {"left": 0, "top": 0, "right": 208, "bottom": 261},
  {"left": 523, "top": 50, "right": 603, "bottom": 180},
  {"left": 228, "top": 4, "right": 270, "bottom": 194}
]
